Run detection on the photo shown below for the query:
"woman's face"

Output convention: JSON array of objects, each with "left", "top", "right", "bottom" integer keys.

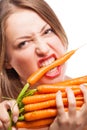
[{"left": 5, "top": 8, "right": 67, "bottom": 85}]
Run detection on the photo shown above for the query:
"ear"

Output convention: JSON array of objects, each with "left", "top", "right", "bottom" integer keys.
[{"left": 4, "top": 60, "right": 12, "bottom": 69}]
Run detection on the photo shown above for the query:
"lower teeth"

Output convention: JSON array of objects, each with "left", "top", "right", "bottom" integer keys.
[{"left": 49, "top": 67, "right": 57, "bottom": 72}]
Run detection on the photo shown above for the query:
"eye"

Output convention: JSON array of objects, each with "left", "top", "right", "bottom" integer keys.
[
  {"left": 18, "top": 41, "right": 29, "bottom": 48},
  {"left": 44, "top": 28, "right": 54, "bottom": 35}
]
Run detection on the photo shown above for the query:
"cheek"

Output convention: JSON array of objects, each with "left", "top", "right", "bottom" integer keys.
[
  {"left": 9, "top": 54, "right": 26, "bottom": 65},
  {"left": 10, "top": 56, "right": 27, "bottom": 71},
  {"left": 8, "top": 48, "right": 32, "bottom": 68},
  {"left": 9, "top": 53, "right": 38, "bottom": 79},
  {"left": 9, "top": 54, "right": 30, "bottom": 72},
  {"left": 49, "top": 37, "right": 66, "bottom": 54}
]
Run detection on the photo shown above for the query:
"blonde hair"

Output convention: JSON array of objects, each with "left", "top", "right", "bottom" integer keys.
[{"left": 0, "top": 0, "right": 68, "bottom": 100}]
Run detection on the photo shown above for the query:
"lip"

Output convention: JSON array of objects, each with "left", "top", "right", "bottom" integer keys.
[
  {"left": 45, "top": 66, "right": 61, "bottom": 79},
  {"left": 38, "top": 54, "right": 56, "bottom": 68},
  {"left": 38, "top": 54, "right": 61, "bottom": 79}
]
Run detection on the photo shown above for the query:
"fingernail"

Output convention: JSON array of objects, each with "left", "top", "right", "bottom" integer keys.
[
  {"left": 13, "top": 116, "right": 18, "bottom": 123},
  {"left": 65, "top": 87, "right": 70, "bottom": 91},
  {"left": 57, "top": 90, "right": 61, "bottom": 95}
]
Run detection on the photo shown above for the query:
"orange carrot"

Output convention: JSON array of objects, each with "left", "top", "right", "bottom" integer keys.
[
  {"left": 22, "top": 109, "right": 57, "bottom": 121},
  {"left": 24, "top": 98, "right": 83, "bottom": 112},
  {"left": 16, "top": 118, "right": 54, "bottom": 128},
  {"left": 37, "top": 84, "right": 81, "bottom": 94},
  {"left": 24, "top": 100, "right": 56, "bottom": 112},
  {"left": 55, "top": 75, "right": 87, "bottom": 86},
  {"left": 17, "top": 107, "right": 81, "bottom": 128},
  {"left": 22, "top": 93, "right": 56, "bottom": 104},
  {"left": 27, "top": 49, "right": 77, "bottom": 86},
  {"left": 62, "top": 89, "right": 83, "bottom": 97},
  {"left": 22, "top": 89, "right": 83, "bottom": 105},
  {"left": 19, "top": 106, "right": 81, "bottom": 122},
  {"left": 17, "top": 106, "right": 82, "bottom": 128}
]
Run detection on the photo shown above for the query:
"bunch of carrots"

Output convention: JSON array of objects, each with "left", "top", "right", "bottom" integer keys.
[
  {"left": 16, "top": 76, "right": 87, "bottom": 129},
  {"left": 8, "top": 48, "right": 87, "bottom": 129}
]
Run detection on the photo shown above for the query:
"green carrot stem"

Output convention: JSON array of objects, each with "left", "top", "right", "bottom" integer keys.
[
  {"left": 19, "top": 107, "right": 25, "bottom": 114},
  {"left": 7, "top": 82, "right": 30, "bottom": 129},
  {"left": 16, "top": 83, "right": 29, "bottom": 104},
  {"left": 8, "top": 110, "right": 12, "bottom": 130},
  {"left": 8, "top": 125, "right": 12, "bottom": 130},
  {"left": 24, "top": 89, "right": 37, "bottom": 97},
  {"left": 18, "top": 115, "right": 24, "bottom": 121}
]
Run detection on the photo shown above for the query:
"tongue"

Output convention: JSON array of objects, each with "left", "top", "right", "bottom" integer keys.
[{"left": 45, "top": 67, "right": 60, "bottom": 78}]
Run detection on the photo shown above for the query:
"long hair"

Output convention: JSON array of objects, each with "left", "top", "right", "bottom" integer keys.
[{"left": 0, "top": 0, "right": 68, "bottom": 100}]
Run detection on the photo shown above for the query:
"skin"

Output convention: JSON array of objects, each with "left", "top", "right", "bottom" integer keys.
[
  {"left": 5, "top": 8, "right": 66, "bottom": 85},
  {"left": 0, "top": 8, "right": 87, "bottom": 130}
]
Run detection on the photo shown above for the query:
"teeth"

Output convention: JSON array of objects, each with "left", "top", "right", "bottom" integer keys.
[
  {"left": 47, "top": 67, "right": 58, "bottom": 74},
  {"left": 49, "top": 67, "right": 57, "bottom": 72},
  {"left": 40, "top": 57, "right": 55, "bottom": 67}
]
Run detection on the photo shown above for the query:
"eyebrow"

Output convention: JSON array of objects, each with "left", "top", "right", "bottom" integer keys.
[
  {"left": 15, "top": 23, "right": 49, "bottom": 42},
  {"left": 39, "top": 23, "right": 48, "bottom": 33}
]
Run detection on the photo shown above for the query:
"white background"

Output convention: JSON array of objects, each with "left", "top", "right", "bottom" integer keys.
[{"left": 45, "top": 0, "right": 87, "bottom": 78}]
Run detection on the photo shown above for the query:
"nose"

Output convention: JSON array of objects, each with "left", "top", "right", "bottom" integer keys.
[{"left": 35, "top": 38, "right": 49, "bottom": 56}]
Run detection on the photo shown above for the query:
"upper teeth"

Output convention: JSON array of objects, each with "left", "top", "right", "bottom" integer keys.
[{"left": 40, "top": 57, "right": 55, "bottom": 67}]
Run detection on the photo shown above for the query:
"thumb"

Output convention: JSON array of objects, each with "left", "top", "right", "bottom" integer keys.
[{"left": 8, "top": 100, "right": 19, "bottom": 123}]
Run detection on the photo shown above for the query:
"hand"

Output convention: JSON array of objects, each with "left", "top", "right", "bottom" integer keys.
[
  {"left": 49, "top": 85, "right": 87, "bottom": 130},
  {"left": 0, "top": 99, "right": 19, "bottom": 130}
]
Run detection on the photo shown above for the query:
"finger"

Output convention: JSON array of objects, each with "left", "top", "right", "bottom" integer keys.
[
  {"left": 80, "top": 85, "right": 87, "bottom": 104},
  {"left": 0, "top": 121, "right": 3, "bottom": 128},
  {"left": 66, "top": 87, "right": 76, "bottom": 117},
  {"left": 56, "top": 91, "right": 65, "bottom": 116},
  {"left": 0, "top": 101, "right": 11, "bottom": 128},
  {"left": 8, "top": 100, "right": 19, "bottom": 123},
  {"left": 12, "top": 126, "right": 18, "bottom": 130},
  {"left": 80, "top": 85, "right": 87, "bottom": 114},
  {"left": 49, "top": 117, "right": 59, "bottom": 130}
]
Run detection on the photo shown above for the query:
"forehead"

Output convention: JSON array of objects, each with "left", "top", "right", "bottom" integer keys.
[
  {"left": 6, "top": 8, "right": 46, "bottom": 27},
  {"left": 5, "top": 8, "right": 48, "bottom": 43}
]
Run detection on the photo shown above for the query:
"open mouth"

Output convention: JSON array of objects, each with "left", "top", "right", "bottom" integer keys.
[
  {"left": 39, "top": 56, "right": 55, "bottom": 68},
  {"left": 45, "top": 65, "right": 61, "bottom": 79},
  {"left": 38, "top": 54, "right": 61, "bottom": 79}
]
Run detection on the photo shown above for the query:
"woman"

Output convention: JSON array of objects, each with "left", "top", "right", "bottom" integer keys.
[{"left": 0, "top": 0, "right": 87, "bottom": 130}]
